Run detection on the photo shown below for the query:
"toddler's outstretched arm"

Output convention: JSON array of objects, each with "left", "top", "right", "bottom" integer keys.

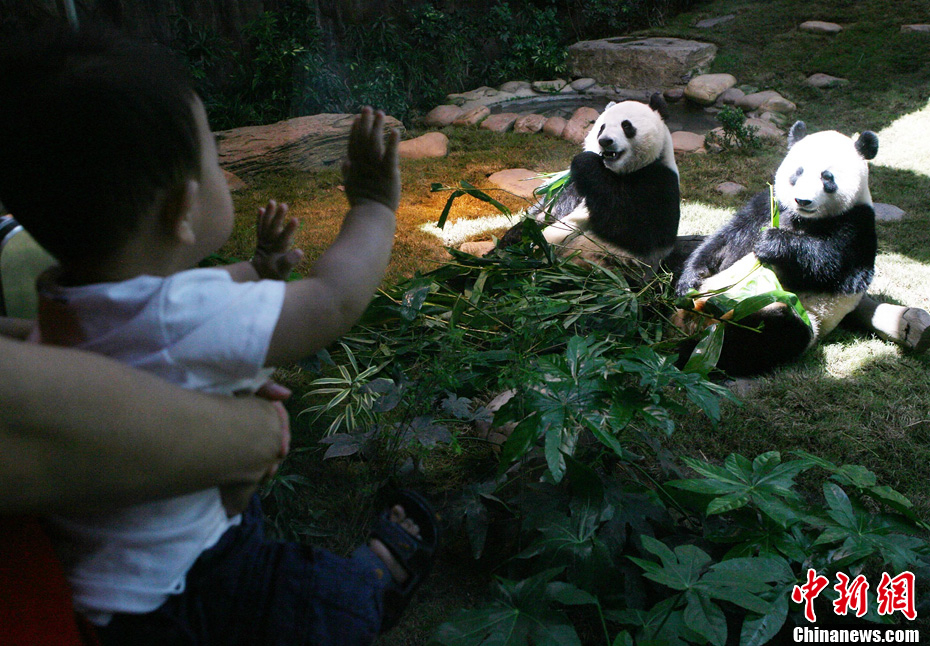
[{"left": 264, "top": 107, "right": 399, "bottom": 366}]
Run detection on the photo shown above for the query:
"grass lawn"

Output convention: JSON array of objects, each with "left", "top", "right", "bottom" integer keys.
[{"left": 219, "top": 0, "right": 930, "bottom": 641}]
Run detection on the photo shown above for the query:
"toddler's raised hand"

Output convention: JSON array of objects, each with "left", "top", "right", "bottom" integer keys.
[
  {"left": 251, "top": 200, "right": 304, "bottom": 280},
  {"left": 343, "top": 107, "right": 400, "bottom": 212}
]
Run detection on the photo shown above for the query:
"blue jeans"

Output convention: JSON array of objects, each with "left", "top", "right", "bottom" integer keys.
[{"left": 97, "top": 496, "right": 390, "bottom": 646}]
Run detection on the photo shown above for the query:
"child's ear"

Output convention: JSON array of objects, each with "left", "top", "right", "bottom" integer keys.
[{"left": 162, "top": 180, "right": 200, "bottom": 245}]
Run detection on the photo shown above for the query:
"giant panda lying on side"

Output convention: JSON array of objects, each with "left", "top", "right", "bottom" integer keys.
[{"left": 676, "top": 121, "right": 879, "bottom": 376}]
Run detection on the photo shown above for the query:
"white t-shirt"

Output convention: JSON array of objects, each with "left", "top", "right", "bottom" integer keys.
[{"left": 38, "top": 267, "right": 287, "bottom": 623}]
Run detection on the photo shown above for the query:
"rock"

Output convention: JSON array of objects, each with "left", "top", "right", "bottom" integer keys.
[
  {"left": 685, "top": 73, "right": 737, "bottom": 105},
  {"left": 735, "top": 90, "right": 783, "bottom": 112},
  {"left": 447, "top": 86, "right": 501, "bottom": 106},
  {"left": 514, "top": 114, "right": 547, "bottom": 134},
  {"left": 569, "top": 106, "right": 601, "bottom": 126},
  {"left": 806, "top": 73, "right": 849, "bottom": 89},
  {"left": 570, "top": 77, "right": 598, "bottom": 92},
  {"left": 664, "top": 87, "right": 685, "bottom": 102},
  {"left": 532, "top": 79, "right": 568, "bottom": 93},
  {"left": 744, "top": 118, "right": 783, "bottom": 140},
  {"left": 901, "top": 24, "right": 930, "bottom": 34},
  {"left": 568, "top": 37, "right": 717, "bottom": 89},
  {"left": 223, "top": 169, "right": 247, "bottom": 191},
  {"left": 760, "top": 95, "right": 796, "bottom": 114},
  {"left": 424, "top": 105, "right": 464, "bottom": 127},
  {"left": 542, "top": 116, "right": 567, "bottom": 138},
  {"left": 584, "top": 84, "right": 616, "bottom": 96},
  {"left": 560, "top": 107, "right": 599, "bottom": 144},
  {"left": 216, "top": 113, "right": 404, "bottom": 176},
  {"left": 672, "top": 131, "right": 705, "bottom": 153},
  {"left": 487, "top": 168, "right": 545, "bottom": 199},
  {"left": 716, "top": 181, "right": 746, "bottom": 196},
  {"left": 559, "top": 84, "right": 577, "bottom": 94},
  {"left": 561, "top": 121, "right": 587, "bottom": 144},
  {"left": 398, "top": 132, "right": 449, "bottom": 159},
  {"left": 453, "top": 106, "right": 490, "bottom": 127},
  {"left": 480, "top": 113, "right": 519, "bottom": 133},
  {"left": 716, "top": 87, "right": 745, "bottom": 105},
  {"left": 499, "top": 80, "right": 536, "bottom": 96},
  {"left": 874, "top": 203, "right": 906, "bottom": 222},
  {"left": 695, "top": 14, "right": 735, "bottom": 29},
  {"left": 799, "top": 20, "right": 842, "bottom": 34},
  {"left": 757, "top": 111, "right": 789, "bottom": 126},
  {"left": 459, "top": 240, "right": 497, "bottom": 257}
]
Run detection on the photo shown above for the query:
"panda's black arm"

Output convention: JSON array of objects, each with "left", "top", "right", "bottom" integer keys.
[
  {"left": 677, "top": 231, "right": 730, "bottom": 294},
  {"left": 676, "top": 192, "right": 771, "bottom": 295},
  {"left": 754, "top": 211, "right": 876, "bottom": 292}
]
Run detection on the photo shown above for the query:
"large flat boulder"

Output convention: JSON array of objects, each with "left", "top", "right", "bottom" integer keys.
[
  {"left": 216, "top": 113, "right": 404, "bottom": 176},
  {"left": 685, "top": 73, "right": 737, "bottom": 105},
  {"left": 568, "top": 37, "right": 717, "bottom": 89}
]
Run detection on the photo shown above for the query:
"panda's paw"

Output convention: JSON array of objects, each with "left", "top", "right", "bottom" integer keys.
[
  {"left": 753, "top": 228, "right": 787, "bottom": 261},
  {"left": 571, "top": 151, "right": 606, "bottom": 175},
  {"left": 675, "top": 271, "right": 703, "bottom": 297}
]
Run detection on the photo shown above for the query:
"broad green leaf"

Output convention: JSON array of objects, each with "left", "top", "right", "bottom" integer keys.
[
  {"left": 752, "top": 451, "right": 781, "bottom": 474},
  {"left": 682, "top": 322, "right": 724, "bottom": 376},
  {"left": 740, "top": 595, "right": 788, "bottom": 646},
  {"left": 498, "top": 414, "right": 540, "bottom": 468},
  {"left": 684, "top": 590, "right": 727, "bottom": 646},
  {"left": 707, "top": 492, "right": 751, "bottom": 515},
  {"left": 700, "top": 585, "right": 771, "bottom": 614},
  {"left": 611, "top": 632, "right": 634, "bottom": 646},
  {"left": 682, "top": 457, "right": 747, "bottom": 486},
  {"left": 544, "top": 430, "right": 566, "bottom": 483},
  {"left": 725, "top": 453, "right": 753, "bottom": 479},
  {"left": 546, "top": 581, "right": 598, "bottom": 606},
  {"left": 823, "top": 482, "right": 857, "bottom": 528},
  {"left": 668, "top": 478, "right": 739, "bottom": 495}
]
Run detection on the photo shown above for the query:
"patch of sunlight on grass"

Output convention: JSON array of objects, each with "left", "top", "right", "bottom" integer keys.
[
  {"left": 420, "top": 212, "right": 521, "bottom": 246},
  {"left": 678, "top": 200, "right": 733, "bottom": 236},
  {"left": 871, "top": 252, "right": 930, "bottom": 310},
  {"left": 874, "top": 98, "right": 930, "bottom": 178},
  {"left": 821, "top": 337, "right": 900, "bottom": 378}
]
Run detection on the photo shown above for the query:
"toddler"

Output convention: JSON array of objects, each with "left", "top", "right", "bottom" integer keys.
[{"left": 0, "top": 25, "right": 435, "bottom": 645}]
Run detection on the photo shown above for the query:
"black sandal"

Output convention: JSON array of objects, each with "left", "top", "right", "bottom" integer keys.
[{"left": 369, "top": 489, "right": 440, "bottom": 632}]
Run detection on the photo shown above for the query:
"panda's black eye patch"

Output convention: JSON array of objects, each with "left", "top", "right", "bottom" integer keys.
[
  {"left": 789, "top": 167, "right": 803, "bottom": 186},
  {"left": 821, "top": 171, "right": 837, "bottom": 194},
  {"left": 598, "top": 124, "right": 605, "bottom": 137},
  {"left": 621, "top": 120, "right": 637, "bottom": 139}
]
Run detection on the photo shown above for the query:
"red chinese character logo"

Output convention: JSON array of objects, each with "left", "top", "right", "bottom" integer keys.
[
  {"left": 833, "top": 572, "right": 869, "bottom": 617},
  {"left": 792, "top": 568, "right": 830, "bottom": 622},
  {"left": 876, "top": 571, "right": 916, "bottom": 620}
]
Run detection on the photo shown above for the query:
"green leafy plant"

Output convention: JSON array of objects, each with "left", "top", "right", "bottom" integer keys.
[
  {"left": 706, "top": 105, "right": 763, "bottom": 153},
  {"left": 289, "top": 185, "right": 929, "bottom": 646},
  {"left": 300, "top": 343, "right": 392, "bottom": 436}
]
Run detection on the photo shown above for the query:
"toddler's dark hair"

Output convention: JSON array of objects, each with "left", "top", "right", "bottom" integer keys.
[{"left": 0, "top": 24, "right": 201, "bottom": 265}]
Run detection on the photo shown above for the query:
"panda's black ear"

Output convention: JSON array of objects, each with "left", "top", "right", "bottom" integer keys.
[
  {"left": 787, "top": 121, "right": 807, "bottom": 148},
  {"left": 856, "top": 131, "right": 879, "bottom": 160},
  {"left": 649, "top": 92, "right": 669, "bottom": 121}
]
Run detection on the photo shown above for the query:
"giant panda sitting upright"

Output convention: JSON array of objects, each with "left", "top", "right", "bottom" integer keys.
[
  {"left": 676, "top": 121, "right": 879, "bottom": 376},
  {"left": 502, "top": 93, "right": 680, "bottom": 269}
]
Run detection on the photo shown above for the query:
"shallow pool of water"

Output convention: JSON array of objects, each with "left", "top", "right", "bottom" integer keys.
[{"left": 491, "top": 95, "right": 719, "bottom": 134}]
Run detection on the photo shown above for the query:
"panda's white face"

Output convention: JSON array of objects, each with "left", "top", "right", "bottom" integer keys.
[
  {"left": 584, "top": 100, "right": 675, "bottom": 175},
  {"left": 774, "top": 130, "right": 872, "bottom": 219}
]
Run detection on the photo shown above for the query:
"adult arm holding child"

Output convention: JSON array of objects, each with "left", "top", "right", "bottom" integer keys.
[{"left": 0, "top": 335, "right": 289, "bottom": 515}]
